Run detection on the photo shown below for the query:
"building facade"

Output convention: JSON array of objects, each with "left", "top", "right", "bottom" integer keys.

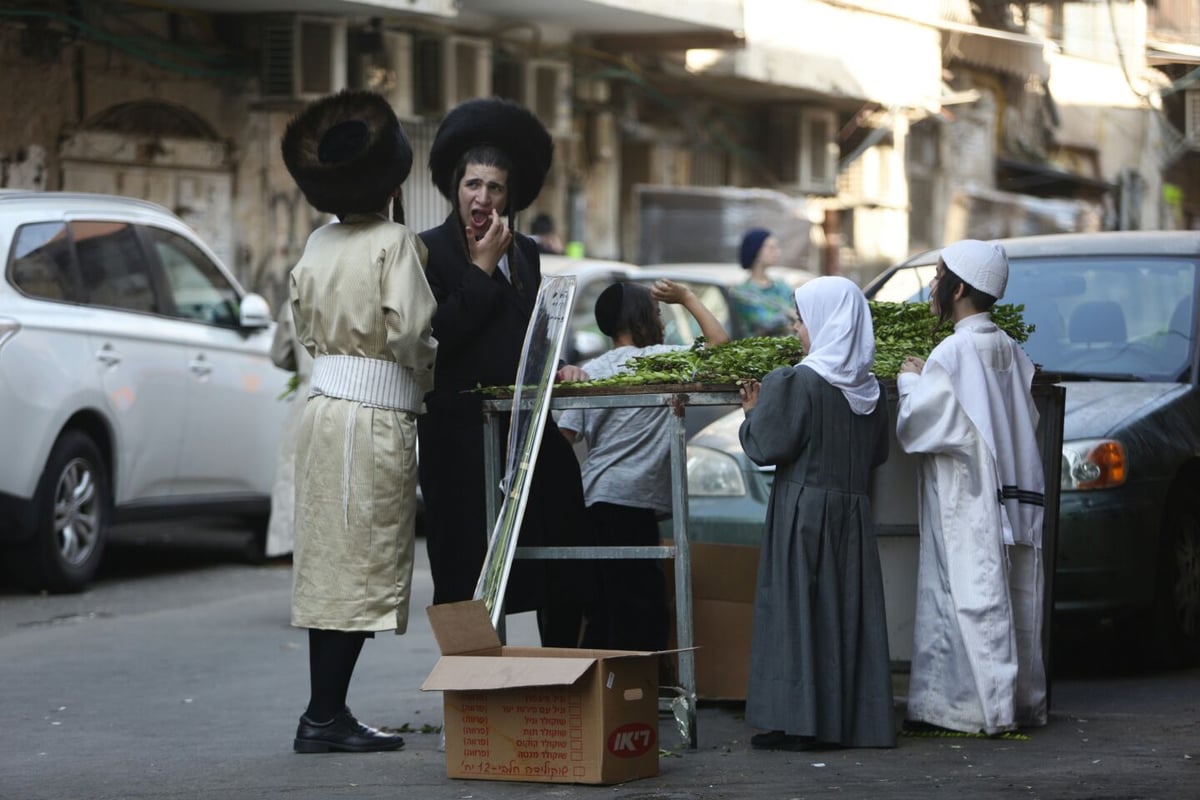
[{"left": 0, "top": 0, "right": 1195, "bottom": 305}]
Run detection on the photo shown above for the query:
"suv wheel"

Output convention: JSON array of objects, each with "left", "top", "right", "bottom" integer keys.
[{"left": 13, "top": 430, "right": 110, "bottom": 593}]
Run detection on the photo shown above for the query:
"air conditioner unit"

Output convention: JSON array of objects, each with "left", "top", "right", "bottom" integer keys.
[
  {"left": 766, "top": 107, "right": 838, "bottom": 195},
  {"left": 413, "top": 34, "right": 492, "bottom": 116},
  {"left": 1186, "top": 89, "right": 1200, "bottom": 150},
  {"left": 526, "top": 60, "right": 571, "bottom": 137},
  {"left": 351, "top": 30, "right": 414, "bottom": 119},
  {"left": 261, "top": 15, "right": 347, "bottom": 101},
  {"left": 445, "top": 35, "right": 492, "bottom": 109}
]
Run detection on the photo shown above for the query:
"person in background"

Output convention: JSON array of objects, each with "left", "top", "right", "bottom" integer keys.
[
  {"left": 417, "top": 97, "right": 587, "bottom": 647},
  {"left": 730, "top": 227, "right": 796, "bottom": 337},
  {"left": 895, "top": 239, "right": 1047, "bottom": 736},
  {"left": 739, "top": 276, "right": 895, "bottom": 751},
  {"left": 280, "top": 89, "right": 437, "bottom": 754},
  {"left": 558, "top": 279, "right": 729, "bottom": 651},
  {"left": 529, "top": 212, "right": 565, "bottom": 255},
  {"left": 264, "top": 300, "right": 313, "bottom": 559}
]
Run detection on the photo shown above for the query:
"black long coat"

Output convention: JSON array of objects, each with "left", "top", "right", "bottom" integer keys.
[{"left": 417, "top": 213, "right": 585, "bottom": 619}]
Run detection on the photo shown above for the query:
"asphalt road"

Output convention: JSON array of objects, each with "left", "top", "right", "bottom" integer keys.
[{"left": 0, "top": 520, "right": 1197, "bottom": 800}]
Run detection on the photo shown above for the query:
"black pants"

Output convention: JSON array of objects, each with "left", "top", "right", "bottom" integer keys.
[{"left": 580, "top": 502, "right": 669, "bottom": 652}]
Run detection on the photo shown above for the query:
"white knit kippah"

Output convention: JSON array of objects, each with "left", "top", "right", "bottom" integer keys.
[{"left": 941, "top": 239, "right": 1008, "bottom": 300}]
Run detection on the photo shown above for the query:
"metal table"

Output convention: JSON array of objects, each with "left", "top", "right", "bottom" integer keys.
[{"left": 481, "top": 386, "right": 742, "bottom": 751}]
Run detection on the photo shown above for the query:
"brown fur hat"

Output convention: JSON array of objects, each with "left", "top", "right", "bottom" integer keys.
[
  {"left": 428, "top": 97, "right": 552, "bottom": 213},
  {"left": 281, "top": 90, "right": 412, "bottom": 215}
]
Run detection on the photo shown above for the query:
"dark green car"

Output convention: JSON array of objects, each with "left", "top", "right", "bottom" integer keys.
[{"left": 681, "top": 231, "right": 1200, "bottom": 666}]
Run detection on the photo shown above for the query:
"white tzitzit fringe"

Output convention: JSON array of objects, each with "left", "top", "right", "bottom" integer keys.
[{"left": 342, "top": 403, "right": 358, "bottom": 527}]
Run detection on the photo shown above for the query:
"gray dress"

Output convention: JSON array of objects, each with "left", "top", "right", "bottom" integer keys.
[{"left": 739, "top": 365, "right": 896, "bottom": 748}]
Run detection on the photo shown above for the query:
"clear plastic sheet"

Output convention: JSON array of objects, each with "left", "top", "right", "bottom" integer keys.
[{"left": 473, "top": 275, "right": 577, "bottom": 627}]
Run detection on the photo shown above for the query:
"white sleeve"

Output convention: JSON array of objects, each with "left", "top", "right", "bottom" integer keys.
[{"left": 895, "top": 359, "right": 975, "bottom": 456}]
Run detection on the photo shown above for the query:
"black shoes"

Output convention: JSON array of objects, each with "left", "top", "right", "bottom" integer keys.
[
  {"left": 294, "top": 708, "right": 405, "bottom": 754},
  {"left": 751, "top": 730, "right": 816, "bottom": 751}
]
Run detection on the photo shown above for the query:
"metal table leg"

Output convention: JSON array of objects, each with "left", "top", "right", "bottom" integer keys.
[{"left": 667, "top": 395, "right": 698, "bottom": 750}]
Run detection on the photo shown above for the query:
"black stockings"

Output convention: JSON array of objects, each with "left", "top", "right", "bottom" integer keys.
[{"left": 305, "top": 628, "right": 367, "bottom": 723}]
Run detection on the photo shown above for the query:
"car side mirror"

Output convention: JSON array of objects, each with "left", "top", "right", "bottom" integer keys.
[{"left": 239, "top": 293, "right": 271, "bottom": 329}]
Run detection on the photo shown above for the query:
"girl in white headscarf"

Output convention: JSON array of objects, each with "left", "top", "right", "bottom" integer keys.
[{"left": 738, "top": 276, "right": 896, "bottom": 751}]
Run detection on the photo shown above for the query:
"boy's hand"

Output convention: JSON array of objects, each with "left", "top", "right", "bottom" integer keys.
[
  {"left": 900, "top": 355, "right": 925, "bottom": 374},
  {"left": 650, "top": 279, "right": 691, "bottom": 305},
  {"left": 556, "top": 365, "right": 589, "bottom": 383}
]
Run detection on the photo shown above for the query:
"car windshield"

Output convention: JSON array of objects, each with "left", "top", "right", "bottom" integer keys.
[{"left": 871, "top": 255, "right": 1198, "bottom": 382}]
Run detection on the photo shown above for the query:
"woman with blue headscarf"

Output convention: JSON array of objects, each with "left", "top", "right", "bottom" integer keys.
[
  {"left": 738, "top": 276, "right": 896, "bottom": 751},
  {"left": 730, "top": 227, "right": 796, "bottom": 336}
]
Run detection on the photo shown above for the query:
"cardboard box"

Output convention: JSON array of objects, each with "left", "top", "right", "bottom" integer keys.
[
  {"left": 421, "top": 600, "right": 662, "bottom": 785},
  {"left": 666, "top": 541, "right": 759, "bottom": 701}
]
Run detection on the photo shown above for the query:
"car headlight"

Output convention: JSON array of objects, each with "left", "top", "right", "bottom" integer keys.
[
  {"left": 686, "top": 445, "right": 747, "bottom": 497},
  {"left": 1061, "top": 439, "right": 1126, "bottom": 490}
]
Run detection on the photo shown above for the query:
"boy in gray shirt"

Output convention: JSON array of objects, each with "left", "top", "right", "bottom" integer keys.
[{"left": 559, "top": 279, "right": 728, "bottom": 650}]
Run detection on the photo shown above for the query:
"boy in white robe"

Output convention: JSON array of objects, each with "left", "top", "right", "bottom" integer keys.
[
  {"left": 895, "top": 239, "right": 1047, "bottom": 735},
  {"left": 281, "top": 90, "right": 437, "bottom": 754}
]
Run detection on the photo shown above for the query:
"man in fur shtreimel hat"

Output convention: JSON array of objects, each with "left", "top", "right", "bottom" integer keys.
[
  {"left": 281, "top": 88, "right": 413, "bottom": 218},
  {"left": 279, "top": 89, "right": 438, "bottom": 755},
  {"left": 416, "top": 97, "right": 589, "bottom": 650}
]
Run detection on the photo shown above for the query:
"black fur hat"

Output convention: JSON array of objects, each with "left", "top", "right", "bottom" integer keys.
[
  {"left": 281, "top": 90, "right": 412, "bottom": 215},
  {"left": 428, "top": 97, "right": 552, "bottom": 213}
]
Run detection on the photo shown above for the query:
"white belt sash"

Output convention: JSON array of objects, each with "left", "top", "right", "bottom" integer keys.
[
  {"left": 307, "top": 354, "right": 423, "bottom": 524},
  {"left": 309, "top": 353, "right": 424, "bottom": 412}
]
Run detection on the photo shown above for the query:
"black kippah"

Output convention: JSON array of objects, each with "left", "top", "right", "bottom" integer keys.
[
  {"left": 594, "top": 283, "right": 625, "bottom": 337},
  {"left": 317, "top": 119, "right": 370, "bottom": 164}
]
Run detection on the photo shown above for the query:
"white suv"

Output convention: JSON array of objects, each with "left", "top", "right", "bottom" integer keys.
[{"left": 0, "top": 192, "right": 290, "bottom": 592}]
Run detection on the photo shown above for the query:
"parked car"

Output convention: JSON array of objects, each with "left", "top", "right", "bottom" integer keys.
[
  {"left": 0, "top": 191, "right": 290, "bottom": 592},
  {"left": 681, "top": 232, "right": 1200, "bottom": 666}
]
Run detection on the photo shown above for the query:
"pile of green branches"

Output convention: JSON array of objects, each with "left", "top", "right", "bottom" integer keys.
[
  {"left": 486, "top": 301, "right": 1031, "bottom": 393},
  {"left": 870, "top": 301, "right": 1031, "bottom": 379}
]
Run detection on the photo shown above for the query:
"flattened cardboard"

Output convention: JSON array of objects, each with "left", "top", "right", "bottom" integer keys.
[
  {"left": 665, "top": 541, "right": 759, "bottom": 700},
  {"left": 691, "top": 598, "right": 753, "bottom": 699},
  {"left": 422, "top": 600, "right": 662, "bottom": 785},
  {"left": 427, "top": 599, "right": 502, "bottom": 655}
]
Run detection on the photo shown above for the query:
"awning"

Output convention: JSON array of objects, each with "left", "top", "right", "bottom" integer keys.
[
  {"left": 996, "top": 157, "right": 1114, "bottom": 202},
  {"left": 1148, "top": 40, "right": 1200, "bottom": 67},
  {"left": 911, "top": 11, "right": 1051, "bottom": 81},
  {"left": 941, "top": 23, "right": 1049, "bottom": 81}
]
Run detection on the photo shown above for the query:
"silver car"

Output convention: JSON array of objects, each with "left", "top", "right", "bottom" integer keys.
[{"left": 0, "top": 192, "right": 288, "bottom": 592}]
